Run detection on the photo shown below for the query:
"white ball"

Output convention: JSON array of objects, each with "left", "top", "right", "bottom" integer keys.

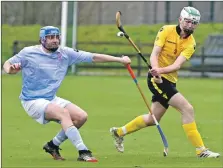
[{"left": 117, "top": 31, "right": 124, "bottom": 37}]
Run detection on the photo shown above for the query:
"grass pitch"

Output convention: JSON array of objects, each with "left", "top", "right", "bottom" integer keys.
[{"left": 2, "top": 75, "right": 223, "bottom": 167}]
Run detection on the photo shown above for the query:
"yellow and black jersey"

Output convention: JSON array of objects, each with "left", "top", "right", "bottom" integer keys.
[{"left": 154, "top": 25, "right": 196, "bottom": 83}]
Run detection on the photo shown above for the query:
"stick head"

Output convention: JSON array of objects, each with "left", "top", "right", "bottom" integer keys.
[
  {"left": 163, "top": 148, "right": 168, "bottom": 157},
  {"left": 115, "top": 11, "right": 127, "bottom": 36},
  {"left": 116, "top": 11, "right": 122, "bottom": 28}
]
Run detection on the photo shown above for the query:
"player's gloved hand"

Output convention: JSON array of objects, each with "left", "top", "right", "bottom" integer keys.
[{"left": 121, "top": 55, "right": 131, "bottom": 65}]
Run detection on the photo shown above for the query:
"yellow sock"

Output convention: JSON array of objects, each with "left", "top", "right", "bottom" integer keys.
[
  {"left": 182, "top": 121, "right": 205, "bottom": 154},
  {"left": 117, "top": 115, "right": 147, "bottom": 136}
]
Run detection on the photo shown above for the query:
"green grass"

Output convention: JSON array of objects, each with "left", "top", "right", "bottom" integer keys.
[
  {"left": 2, "top": 75, "right": 223, "bottom": 167},
  {"left": 2, "top": 23, "right": 223, "bottom": 62}
]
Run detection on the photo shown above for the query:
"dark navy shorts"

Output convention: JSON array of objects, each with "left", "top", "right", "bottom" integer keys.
[{"left": 147, "top": 73, "right": 178, "bottom": 109}]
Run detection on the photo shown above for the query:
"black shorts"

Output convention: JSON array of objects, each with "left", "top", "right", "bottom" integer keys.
[{"left": 147, "top": 73, "right": 178, "bottom": 109}]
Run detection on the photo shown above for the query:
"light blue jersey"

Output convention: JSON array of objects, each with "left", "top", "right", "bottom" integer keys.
[{"left": 8, "top": 45, "right": 93, "bottom": 101}]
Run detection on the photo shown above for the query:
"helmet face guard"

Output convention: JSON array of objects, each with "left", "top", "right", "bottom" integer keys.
[
  {"left": 180, "top": 7, "right": 201, "bottom": 35},
  {"left": 39, "top": 26, "right": 61, "bottom": 52}
]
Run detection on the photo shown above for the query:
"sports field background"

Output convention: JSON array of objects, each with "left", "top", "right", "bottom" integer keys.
[
  {"left": 2, "top": 1, "right": 223, "bottom": 167},
  {"left": 2, "top": 75, "right": 223, "bottom": 167},
  {"left": 2, "top": 23, "right": 223, "bottom": 62}
]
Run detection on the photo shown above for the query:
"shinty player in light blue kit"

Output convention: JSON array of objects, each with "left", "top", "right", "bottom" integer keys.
[{"left": 3, "top": 26, "right": 131, "bottom": 162}]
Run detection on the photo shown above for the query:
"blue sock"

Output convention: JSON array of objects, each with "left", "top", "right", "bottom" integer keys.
[
  {"left": 65, "top": 126, "right": 88, "bottom": 151},
  {"left": 52, "top": 129, "right": 68, "bottom": 146}
]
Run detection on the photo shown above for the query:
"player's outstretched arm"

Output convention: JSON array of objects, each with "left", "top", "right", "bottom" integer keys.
[
  {"left": 3, "top": 60, "right": 21, "bottom": 74},
  {"left": 92, "top": 53, "right": 131, "bottom": 65}
]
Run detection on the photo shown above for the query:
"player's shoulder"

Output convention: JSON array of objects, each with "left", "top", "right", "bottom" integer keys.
[
  {"left": 186, "top": 35, "right": 196, "bottom": 50},
  {"left": 159, "top": 24, "right": 176, "bottom": 32},
  {"left": 58, "top": 46, "right": 79, "bottom": 53},
  {"left": 58, "top": 46, "right": 71, "bottom": 52},
  {"left": 21, "top": 45, "right": 41, "bottom": 53},
  {"left": 188, "top": 35, "right": 196, "bottom": 45}
]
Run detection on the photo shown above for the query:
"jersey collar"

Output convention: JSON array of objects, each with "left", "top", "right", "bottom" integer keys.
[
  {"left": 176, "top": 25, "right": 181, "bottom": 36},
  {"left": 41, "top": 45, "right": 61, "bottom": 54},
  {"left": 176, "top": 25, "right": 191, "bottom": 39}
]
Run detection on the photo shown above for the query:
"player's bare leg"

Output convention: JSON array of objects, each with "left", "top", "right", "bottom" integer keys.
[
  {"left": 142, "top": 102, "right": 166, "bottom": 126},
  {"left": 43, "top": 104, "right": 98, "bottom": 162},
  {"left": 44, "top": 103, "right": 93, "bottom": 161},
  {"left": 110, "top": 102, "right": 166, "bottom": 152},
  {"left": 169, "top": 93, "right": 220, "bottom": 158},
  {"left": 65, "top": 103, "right": 88, "bottom": 129}
]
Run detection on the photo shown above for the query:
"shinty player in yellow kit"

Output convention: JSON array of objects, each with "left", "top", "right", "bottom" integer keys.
[{"left": 110, "top": 6, "right": 220, "bottom": 158}]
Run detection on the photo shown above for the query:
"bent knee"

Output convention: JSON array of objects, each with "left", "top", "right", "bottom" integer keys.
[
  {"left": 181, "top": 104, "right": 194, "bottom": 119},
  {"left": 70, "top": 111, "right": 88, "bottom": 123},
  {"left": 78, "top": 111, "right": 88, "bottom": 122},
  {"left": 143, "top": 114, "right": 161, "bottom": 126},
  {"left": 185, "top": 104, "right": 194, "bottom": 114},
  {"left": 179, "top": 103, "right": 194, "bottom": 113}
]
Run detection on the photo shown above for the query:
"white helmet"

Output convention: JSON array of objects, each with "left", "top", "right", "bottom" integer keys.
[{"left": 180, "top": 6, "right": 201, "bottom": 24}]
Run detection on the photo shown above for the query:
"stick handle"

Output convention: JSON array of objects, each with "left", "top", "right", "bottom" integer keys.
[{"left": 126, "top": 64, "right": 136, "bottom": 80}]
